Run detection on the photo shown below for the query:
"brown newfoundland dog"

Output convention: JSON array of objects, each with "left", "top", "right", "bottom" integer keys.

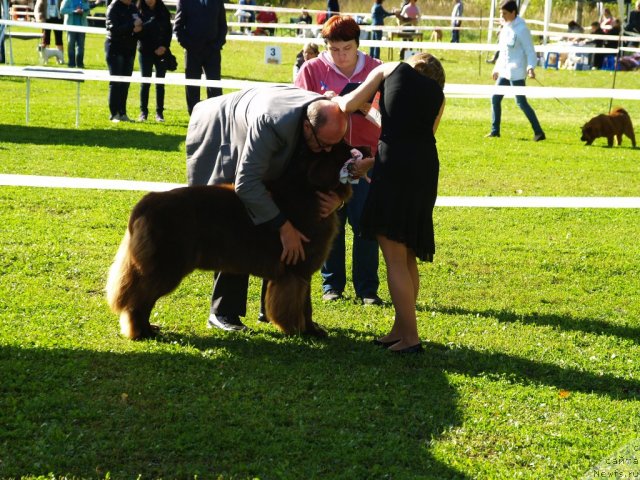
[
  {"left": 106, "top": 143, "right": 359, "bottom": 340},
  {"left": 581, "top": 107, "right": 636, "bottom": 148}
]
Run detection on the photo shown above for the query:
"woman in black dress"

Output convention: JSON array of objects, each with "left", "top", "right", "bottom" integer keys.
[{"left": 335, "top": 53, "right": 445, "bottom": 353}]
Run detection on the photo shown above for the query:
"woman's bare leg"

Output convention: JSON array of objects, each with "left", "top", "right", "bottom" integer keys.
[{"left": 376, "top": 234, "right": 420, "bottom": 350}]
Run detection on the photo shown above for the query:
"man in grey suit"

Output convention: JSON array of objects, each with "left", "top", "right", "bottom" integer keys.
[{"left": 186, "top": 85, "right": 349, "bottom": 331}]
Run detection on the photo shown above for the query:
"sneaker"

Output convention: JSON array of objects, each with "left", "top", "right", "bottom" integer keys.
[
  {"left": 110, "top": 114, "right": 120, "bottom": 123},
  {"left": 360, "top": 294, "right": 384, "bottom": 306},
  {"left": 138, "top": 112, "right": 148, "bottom": 122},
  {"left": 322, "top": 290, "right": 342, "bottom": 302},
  {"left": 533, "top": 133, "right": 546, "bottom": 142},
  {"left": 207, "top": 314, "right": 248, "bottom": 332},
  {"left": 119, "top": 114, "right": 132, "bottom": 122},
  {"left": 257, "top": 312, "right": 269, "bottom": 323},
  {"left": 485, "top": 132, "right": 500, "bottom": 138},
  {"left": 155, "top": 113, "right": 165, "bottom": 123}
]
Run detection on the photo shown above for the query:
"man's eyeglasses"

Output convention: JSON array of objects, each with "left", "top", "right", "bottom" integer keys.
[{"left": 306, "top": 118, "right": 332, "bottom": 151}]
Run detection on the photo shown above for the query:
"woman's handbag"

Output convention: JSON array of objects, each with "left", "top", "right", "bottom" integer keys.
[{"left": 160, "top": 48, "right": 178, "bottom": 71}]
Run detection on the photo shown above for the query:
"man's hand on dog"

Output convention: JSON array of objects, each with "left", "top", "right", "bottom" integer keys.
[
  {"left": 316, "top": 191, "right": 343, "bottom": 218},
  {"left": 279, "top": 221, "right": 309, "bottom": 265}
]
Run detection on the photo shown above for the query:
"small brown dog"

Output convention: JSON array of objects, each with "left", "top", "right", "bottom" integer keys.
[
  {"left": 430, "top": 29, "right": 443, "bottom": 42},
  {"left": 581, "top": 107, "right": 636, "bottom": 147},
  {"left": 106, "top": 143, "right": 358, "bottom": 340}
]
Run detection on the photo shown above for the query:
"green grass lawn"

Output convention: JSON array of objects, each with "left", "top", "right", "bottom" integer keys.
[{"left": 1, "top": 31, "right": 640, "bottom": 479}]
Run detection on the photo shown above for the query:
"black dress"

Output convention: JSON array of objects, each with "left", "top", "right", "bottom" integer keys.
[{"left": 360, "top": 62, "right": 444, "bottom": 261}]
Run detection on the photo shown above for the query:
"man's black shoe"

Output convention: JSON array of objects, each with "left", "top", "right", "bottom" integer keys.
[
  {"left": 485, "top": 132, "right": 500, "bottom": 138},
  {"left": 257, "top": 313, "right": 269, "bottom": 323},
  {"left": 360, "top": 294, "right": 384, "bottom": 306},
  {"left": 533, "top": 133, "right": 546, "bottom": 142},
  {"left": 207, "top": 314, "right": 248, "bottom": 332}
]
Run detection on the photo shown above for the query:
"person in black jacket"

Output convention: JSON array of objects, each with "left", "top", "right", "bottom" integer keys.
[
  {"left": 105, "top": 0, "right": 142, "bottom": 122},
  {"left": 173, "top": 0, "right": 227, "bottom": 115},
  {"left": 136, "top": 0, "right": 171, "bottom": 122}
]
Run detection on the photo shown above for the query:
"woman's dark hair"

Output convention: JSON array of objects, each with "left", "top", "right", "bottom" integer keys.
[
  {"left": 321, "top": 15, "right": 361, "bottom": 47},
  {"left": 137, "top": 0, "right": 165, "bottom": 11},
  {"left": 500, "top": 0, "right": 518, "bottom": 14}
]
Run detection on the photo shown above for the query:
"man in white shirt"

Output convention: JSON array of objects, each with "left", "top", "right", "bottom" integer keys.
[{"left": 486, "top": 0, "right": 545, "bottom": 141}]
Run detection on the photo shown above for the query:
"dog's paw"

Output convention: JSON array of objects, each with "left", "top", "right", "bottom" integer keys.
[
  {"left": 135, "top": 323, "right": 161, "bottom": 340},
  {"left": 303, "top": 322, "right": 328, "bottom": 338}
]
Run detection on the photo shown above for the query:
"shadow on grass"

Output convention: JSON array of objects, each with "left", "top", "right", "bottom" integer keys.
[
  {"left": 0, "top": 339, "right": 466, "bottom": 479},
  {"left": 0, "top": 124, "right": 184, "bottom": 151},
  {"left": 428, "top": 305, "right": 640, "bottom": 344}
]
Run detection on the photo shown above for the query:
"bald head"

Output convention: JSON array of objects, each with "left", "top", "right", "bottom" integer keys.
[{"left": 305, "top": 100, "right": 348, "bottom": 152}]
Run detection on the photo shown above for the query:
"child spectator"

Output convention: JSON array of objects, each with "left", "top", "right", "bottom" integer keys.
[{"left": 292, "top": 41, "right": 318, "bottom": 80}]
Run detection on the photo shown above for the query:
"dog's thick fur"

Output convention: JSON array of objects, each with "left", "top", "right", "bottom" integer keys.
[
  {"left": 581, "top": 107, "right": 636, "bottom": 148},
  {"left": 430, "top": 29, "right": 443, "bottom": 42},
  {"left": 106, "top": 143, "right": 357, "bottom": 340}
]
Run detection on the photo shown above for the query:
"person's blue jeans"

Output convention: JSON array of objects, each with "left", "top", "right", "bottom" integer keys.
[
  {"left": 67, "top": 31, "right": 85, "bottom": 68},
  {"left": 138, "top": 50, "right": 167, "bottom": 115},
  {"left": 370, "top": 29, "right": 383, "bottom": 59},
  {"left": 105, "top": 41, "right": 135, "bottom": 117},
  {"left": 451, "top": 27, "right": 460, "bottom": 43},
  {"left": 491, "top": 77, "right": 543, "bottom": 136},
  {"left": 321, "top": 179, "right": 379, "bottom": 298}
]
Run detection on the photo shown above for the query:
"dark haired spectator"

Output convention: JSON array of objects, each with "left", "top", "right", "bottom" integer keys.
[
  {"left": 174, "top": 0, "right": 227, "bottom": 115},
  {"left": 105, "top": 0, "right": 142, "bottom": 122},
  {"left": 605, "top": 18, "right": 621, "bottom": 50},
  {"left": 136, "top": 0, "right": 172, "bottom": 122},
  {"left": 625, "top": 1, "right": 640, "bottom": 46},
  {"left": 588, "top": 21, "right": 605, "bottom": 69},
  {"left": 327, "top": 0, "right": 339, "bottom": 20}
]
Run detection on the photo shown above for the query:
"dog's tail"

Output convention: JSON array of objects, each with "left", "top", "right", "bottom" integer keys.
[
  {"left": 105, "top": 216, "right": 154, "bottom": 314},
  {"left": 611, "top": 107, "right": 630, "bottom": 117},
  {"left": 106, "top": 229, "right": 135, "bottom": 314}
]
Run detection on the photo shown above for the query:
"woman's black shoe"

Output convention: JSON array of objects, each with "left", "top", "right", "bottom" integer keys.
[
  {"left": 372, "top": 338, "right": 400, "bottom": 348},
  {"left": 390, "top": 343, "right": 424, "bottom": 354}
]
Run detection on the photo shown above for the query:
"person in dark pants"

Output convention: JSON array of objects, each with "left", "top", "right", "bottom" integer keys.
[
  {"left": 186, "top": 86, "right": 349, "bottom": 331},
  {"left": 369, "top": 0, "right": 394, "bottom": 59},
  {"left": 295, "top": 16, "right": 383, "bottom": 306},
  {"left": 486, "top": 0, "right": 545, "bottom": 142},
  {"left": 35, "top": 0, "right": 64, "bottom": 58},
  {"left": 105, "top": 0, "right": 142, "bottom": 122},
  {"left": 173, "top": 0, "right": 227, "bottom": 115},
  {"left": 136, "top": 0, "right": 171, "bottom": 122}
]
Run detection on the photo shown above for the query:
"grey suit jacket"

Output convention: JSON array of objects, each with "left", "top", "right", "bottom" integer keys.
[{"left": 186, "top": 85, "right": 323, "bottom": 225}]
